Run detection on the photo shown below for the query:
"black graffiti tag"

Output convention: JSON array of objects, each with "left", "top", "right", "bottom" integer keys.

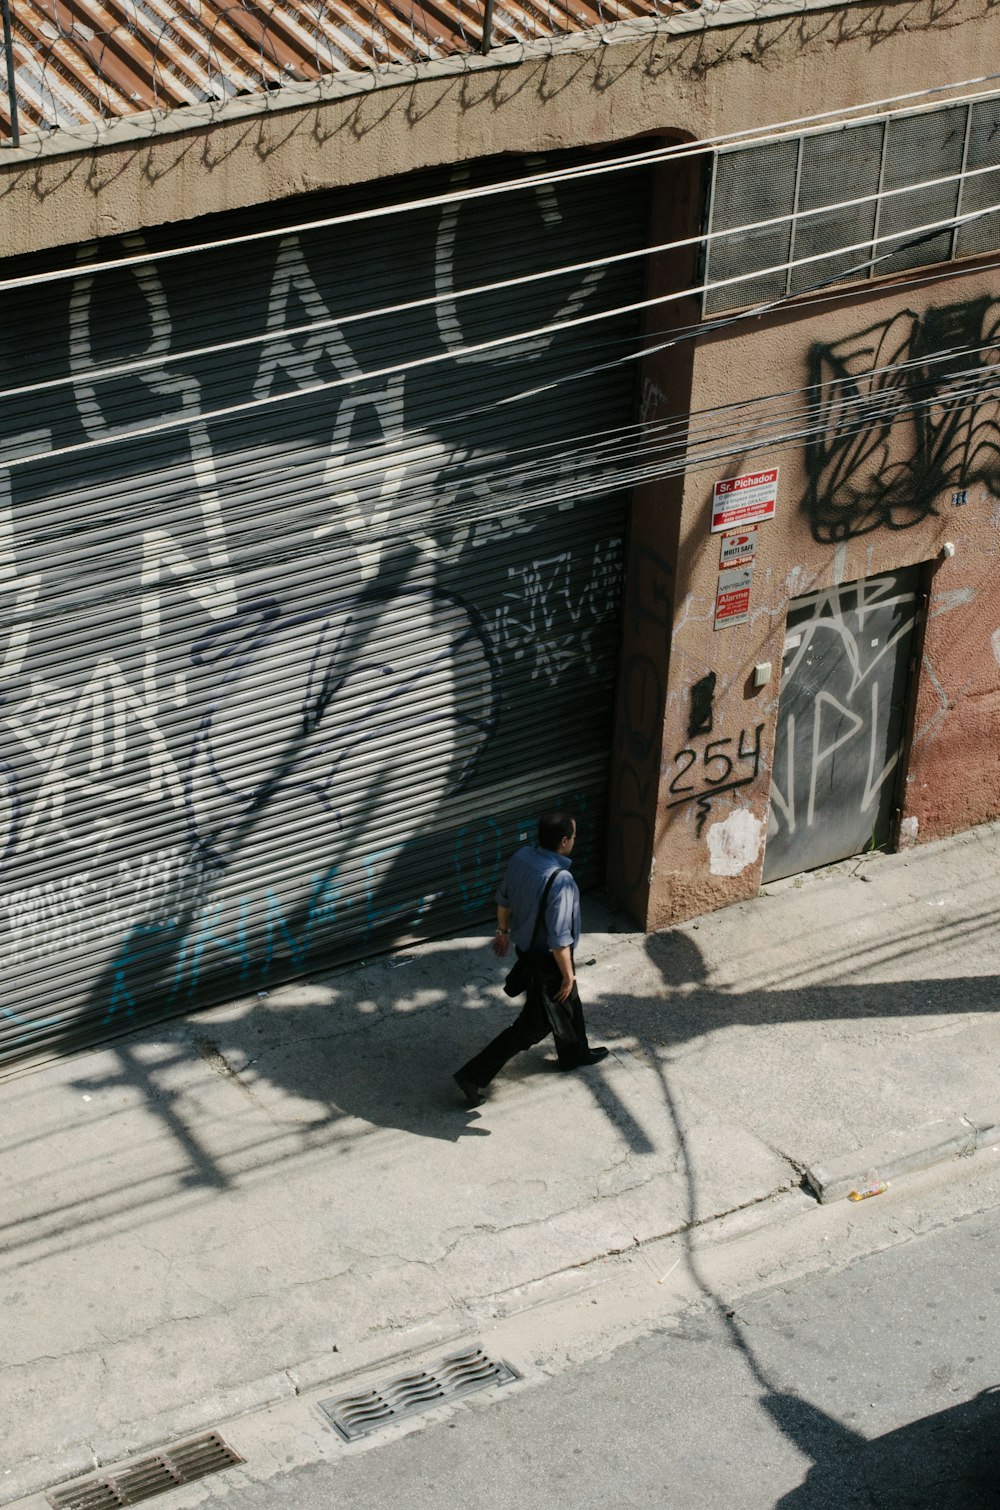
[
  {"left": 802, "top": 297, "right": 1000, "bottom": 543},
  {"left": 667, "top": 722, "right": 765, "bottom": 838}
]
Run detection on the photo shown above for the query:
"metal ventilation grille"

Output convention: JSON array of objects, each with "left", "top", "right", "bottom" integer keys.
[
  {"left": 705, "top": 94, "right": 1000, "bottom": 313},
  {"left": 790, "top": 121, "right": 883, "bottom": 293},
  {"left": 47, "top": 1432, "right": 243, "bottom": 1509},
  {"left": 704, "top": 137, "right": 797, "bottom": 313},
  {"left": 319, "top": 1345, "right": 522, "bottom": 1441},
  {"left": 876, "top": 105, "right": 964, "bottom": 276},
  {"left": 957, "top": 97, "right": 1000, "bottom": 257}
]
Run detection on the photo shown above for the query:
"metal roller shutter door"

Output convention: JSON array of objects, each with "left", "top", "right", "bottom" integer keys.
[{"left": 0, "top": 152, "right": 650, "bottom": 1070}]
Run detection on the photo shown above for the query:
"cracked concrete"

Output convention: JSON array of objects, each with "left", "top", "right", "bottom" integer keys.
[{"left": 2, "top": 825, "right": 1000, "bottom": 1501}]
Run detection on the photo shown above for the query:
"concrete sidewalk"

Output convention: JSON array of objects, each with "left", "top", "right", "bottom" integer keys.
[{"left": 3, "top": 824, "right": 1000, "bottom": 1502}]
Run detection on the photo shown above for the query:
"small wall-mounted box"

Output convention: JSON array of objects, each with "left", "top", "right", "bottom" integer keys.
[{"left": 753, "top": 662, "right": 772, "bottom": 688}]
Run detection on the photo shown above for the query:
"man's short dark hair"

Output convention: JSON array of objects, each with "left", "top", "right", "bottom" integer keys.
[{"left": 537, "top": 810, "right": 575, "bottom": 851}]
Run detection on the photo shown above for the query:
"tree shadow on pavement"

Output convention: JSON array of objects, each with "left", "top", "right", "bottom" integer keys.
[
  {"left": 197, "top": 984, "right": 498, "bottom": 1146},
  {"left": 221, "top": 889, "right": 1000, "bottom": 1169},
  {"left": 642, "top": 924, "right": 1000, "bottom": 1036}
]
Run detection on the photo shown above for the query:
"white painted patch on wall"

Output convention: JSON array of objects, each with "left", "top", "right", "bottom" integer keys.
[
  {"left": 706, "top": 808, "right": 764, "bottom": 877},
  {"left": 832, "top": 542, "right": 848, "bottom": 586},
  {"left": 991, "top": 628, "right": 1000, "bottom": 668},
  {"left": 898, "top": 815, "right": 919, "bottom": 849},
  {"left": 929, "top": 587, "right": 975, "bottom": 619}
]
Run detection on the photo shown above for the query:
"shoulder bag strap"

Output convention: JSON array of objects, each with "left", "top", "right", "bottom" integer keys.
[{"left": 529, "top": 868, "right": 560, "bottom": 954}]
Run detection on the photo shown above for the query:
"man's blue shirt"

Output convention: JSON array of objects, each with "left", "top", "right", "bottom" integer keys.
[{"left": 496, "top": 845, "right": 581, "bottom": 953}]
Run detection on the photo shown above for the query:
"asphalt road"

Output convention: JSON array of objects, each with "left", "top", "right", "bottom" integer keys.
[{"left": 192, "top": 1192, "right": 1000, "bottom": 1509}]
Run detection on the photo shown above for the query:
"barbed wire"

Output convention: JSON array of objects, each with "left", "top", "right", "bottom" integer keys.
[{"left": 0, "top": 0, "right": 685, "bottom": 145}]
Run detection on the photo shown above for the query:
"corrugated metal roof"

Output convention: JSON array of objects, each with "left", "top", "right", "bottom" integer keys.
[{"left": 0, "top": 0, "right": 695, "bottom": 142}]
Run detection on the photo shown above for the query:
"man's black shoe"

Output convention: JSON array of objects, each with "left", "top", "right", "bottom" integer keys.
[
  {"left": 561, "top": 1046, "right": 609, "bottom": 1070},
  {"left": 454, "top": 1071, "right": 486, "bottom": 1107}
]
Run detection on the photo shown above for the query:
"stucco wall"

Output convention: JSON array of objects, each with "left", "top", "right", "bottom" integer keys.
[
  {"left": 642, "top": 262, "right": 1000, "bottom": 927},
  {"left": 0, "top": 0, "right": 996, "bottom": 258}
]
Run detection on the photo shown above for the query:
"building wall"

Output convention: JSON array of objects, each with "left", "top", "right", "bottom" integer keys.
[
  {"left": 636, "top": 262, "right": 1000, "bottom": 927},
  {"left": 2, "top": 0, "right": 997, "bottom": 940},
  {"left": 0, "top": 0, "right": 996, "bottom": 258}
]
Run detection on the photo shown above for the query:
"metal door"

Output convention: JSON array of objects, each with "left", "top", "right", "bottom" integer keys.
[
  {"left": 762, "top": 568, "right": 920, "bottom": 881},
  {"left": 0, "top": 151, "right": 649, "bottom": 1070}
]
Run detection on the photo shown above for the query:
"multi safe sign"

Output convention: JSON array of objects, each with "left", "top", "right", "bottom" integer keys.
[
  {"left": 719, "top": 524, "right": 758, "bottom": 568},
  {"left": 711, "top": 467, "right": 779, "bottom": 533}
]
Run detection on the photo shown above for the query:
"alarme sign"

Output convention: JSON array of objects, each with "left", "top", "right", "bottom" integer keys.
[{"left": 711, "top": 466, "right": 779, "bottom": 533}]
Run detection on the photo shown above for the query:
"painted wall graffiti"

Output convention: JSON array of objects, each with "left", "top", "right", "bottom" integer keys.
[
  {"left": 665, "top": 665, "right": 765, "bottom": 842},
  {"left": 184, "top": 586, "right": 496, "bottom": 914},
  {"left": 803, "top": 296, "right": 1000, "bottom": 542},
  {"left": 667, "top": 720, "right": 765, "bottom": 839},
  {"left": 762, "top": 570, "right": 920, "bottom": 881},
  {"left": 490, "top": 540, "right": 624, "bottom": 685},
  {"left": 0, "top": 848, "right": 205, "bottom": 971},
  {"left": 0, "top": 156, "right": 649, "bottom": 1055}
]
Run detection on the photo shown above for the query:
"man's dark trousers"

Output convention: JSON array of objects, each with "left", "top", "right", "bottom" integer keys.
[{"left": 458, "top": 950, "right": 593, "bottom": 1087}]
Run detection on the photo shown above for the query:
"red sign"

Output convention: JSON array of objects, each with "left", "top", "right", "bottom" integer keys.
[
  {"left": 714, "top": 565, "right": 753, "bottom": 630},
  {"left": 711, "top": 467, "right": 779, "bottom": 533}
]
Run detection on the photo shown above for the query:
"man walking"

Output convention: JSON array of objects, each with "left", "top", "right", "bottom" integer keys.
[{"left": 453, "top": 811, "right": 607, "bottom": 1107}]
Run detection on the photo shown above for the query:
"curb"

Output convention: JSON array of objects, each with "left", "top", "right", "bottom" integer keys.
[
  {"left": 804, "top": 1114, "right": 1000, "bottom": 1204},
  {"left": 0, "top": 1318, "right": 472, "bottom": 1508},
  {"left": 8, "top": 1132, "right": 997, "bottom": 1507},
  {"left": 0, "top": 1186, "right": 804, "bottom": 1507}
]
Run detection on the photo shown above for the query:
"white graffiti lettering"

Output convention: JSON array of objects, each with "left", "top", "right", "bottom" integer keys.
[
  {"left": 6, "top": 658, "right": 184, "bottom": 854},
  {"left": 434, "top": 160, "right": 607, "bottom": 366},
  {"left": 0, "top": 846, "right": 202, "bottom": 967},
  {"left": 69, "top": 239, "right": 236, "bottom": 642}
]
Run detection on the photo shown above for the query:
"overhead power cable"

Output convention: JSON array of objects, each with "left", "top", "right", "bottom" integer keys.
[
  {"left": 2, "top": 156, "right": 998, "bottom": 405},
  {"left": 4, "top": 192, "right": 999, "bottom": 475},
  {"left": 468, "top": 356, "right": 1000, "bottom": 498},
  {"left": 403, "top": 368, "right": 1000, "bottom": 534},
  {"left": 315, "top": 338, "right": 998, "bottom": 512},
  {"left": 25, "top": 338, "right": 995, "bottom": 560},
  {"left": 14, "top": 339, "right": 995, "bottom": 626},
  {"left": 480, "top": 241, "right": 1000, "bottom": 426},
  {"left": 8, "top": 241, "right": 998, "bottom": 592},
  {"left": 0, "top": 72, "right": 999, "bottom": 294}
]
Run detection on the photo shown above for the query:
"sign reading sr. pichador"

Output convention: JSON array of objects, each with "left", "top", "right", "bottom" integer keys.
[
  {"left": 711, "top": 467, "right": 779, "bottom": 533},
  {"left": 714, "top": 565, "right": 753, "bottom": 630}
]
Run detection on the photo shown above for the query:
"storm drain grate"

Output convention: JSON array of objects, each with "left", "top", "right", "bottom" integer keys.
[
  {"left": 319, "top": 1344, "right": 521, "bottom": 1442},
  {"left": 47, "top": 1431, "right": 243, "bottom": 1509}
]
